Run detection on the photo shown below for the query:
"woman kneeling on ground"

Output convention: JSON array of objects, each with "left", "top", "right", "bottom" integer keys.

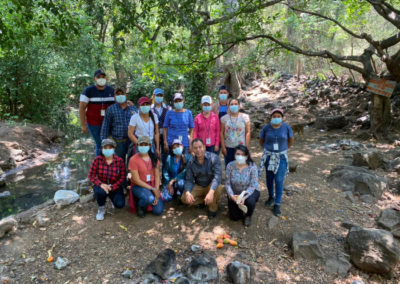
[
  {"left": 162, "top": 139, "right": 191, "bottom": 201},
  {"left": 129, "top": 135, "right": 163, "bottom": 217},
  {"left": 88, "top": 138, "right": 126, "bottom": 221},
  {"left": 225, "top": 145, "right": 260, "bottom": 227}
]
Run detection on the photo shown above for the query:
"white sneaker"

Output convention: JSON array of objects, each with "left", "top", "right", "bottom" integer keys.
[{"left": 96, "top": 206, "right": 106, "bottom": 221}]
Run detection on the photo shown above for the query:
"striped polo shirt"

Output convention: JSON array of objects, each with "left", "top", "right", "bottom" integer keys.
[{"left": 80, "top": 85, "right": 115, "bottom": 126}]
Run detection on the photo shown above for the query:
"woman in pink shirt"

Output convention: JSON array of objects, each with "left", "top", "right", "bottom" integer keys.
[{"left": 193, "top": 95, "right": 220, "bottom": 153}]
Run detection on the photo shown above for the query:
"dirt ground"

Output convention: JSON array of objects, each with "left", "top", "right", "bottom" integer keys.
[{"left": 1, "top": 127, "right": 399, "bottom": 283}]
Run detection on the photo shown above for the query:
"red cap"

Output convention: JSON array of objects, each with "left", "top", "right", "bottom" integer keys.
[
  {"left": 138, "top": 96, "right": 151, "bottom": 106},
  {"left": 270, "top": 108, "right": 284, "bottom": 116}
]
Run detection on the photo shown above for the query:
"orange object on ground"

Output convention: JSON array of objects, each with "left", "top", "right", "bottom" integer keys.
[
  {"left": 217, "top": 239, "right": 224, "bottom": 244},
  {"left": 216, "top": 243, "right": 224, "bottom": 248},
  {"left": 229, "top": 240, "right": 238, "bottom": 246},
  {"left": 223, "top": 234, "right": 230, "bottom": 239},
  {"left": 47, "top": 256, "right": 54, "bottom": 262}
]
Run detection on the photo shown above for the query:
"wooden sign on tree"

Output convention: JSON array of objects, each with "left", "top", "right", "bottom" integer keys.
[{"left": 367, "top": 78, "right": 396, "bottom": 98}]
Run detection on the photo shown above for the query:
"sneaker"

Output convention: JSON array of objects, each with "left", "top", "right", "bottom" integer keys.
[
  {"left": 137, "top": 207, "right": 145, "bottom": 218},
  {"left": 96, "top": 206, "right": 106, "bottom": 221},
  {"left": 264, "top": 197, "right": 275, "bottom": 207},
  {"left": 273, "top": 205, "right": 281, "bottom": 217},
  {"left": 208, "top": 211, "right": 217, "bottom": 220},
  {"left": 243, "top": 216, "right": 252, "bottom": 227}
]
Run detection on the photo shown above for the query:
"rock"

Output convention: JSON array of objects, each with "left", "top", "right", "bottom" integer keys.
[
  {"left": 142, "top": 273, "right": 161, "bottom": 284},
  {"left": 285, "top": 185, "right": 301, "bottom": 196},
  {"left": 122, "top": 270, "right": 134, "bottom": 279},
  {"left": 0, "top": 143, "right": 16, "bottom": 170},
  {"left": 268, "top": 216, "right": 279, "bottom": 229},
  {"left": 314, "top": 116, "right": 347, "bottom": 130},
  {"left": 145, "top": 249, "right": 177, "bottom": 280},
  {"left": 341, "top": 191, "right": 355, "bottom": 203},
  {"left": 292, "top": 231, "right": 324, "bottom": 260},
  {"left": 289, "top": 161, "right": 298, "bottom": 172},
  {"left": 352, "top": 151, "right": 384, "bottom": 170},
  {"left": 79, "top": 193, "right": 94, "bottom": 204},
  {"left": 378, "top": 209, "right": 400, "bottom": 238},
  {"left": 360, "top": 194, "right": 375, "bottom": 204},
  {"left": 327, "top": 165, "right": 388, "bottom": 198},
  {"left": 186, "top": 254, "right": 218, "bottom": 281},
  {"left": 0, "top": 217, "right": 17, "bottom": 238},
  {"left": 0, "top": 174, "right": 5, "bottom": 187},
  {"left": 341, "top": 221, "right": 359, "bottom": 230},
  {"left": 346, "top": 227, "right": 400, "bottom": 274},
  {"left": 338, "top": 139, "right": 362, "bottom": 151},
  {"left": 77, "top": 178, "right": 92, "bottom": 195},
  {"left": 54, "top": 257, "right": 70, "bottom": 270},
  {"left": 191, "top": 244, "right": 201, "bottom": 252},
  {"left": 308, "top": 97, "right": 318, "bottom": 105},
  {"left": 35, "top": 212, "right": 50, "bottom": 227},
  {"left": 351, "top": 280, "right": 365, "bottom": 284},
  {"left": 53, "top": 190, "right": 79, "bottom": 205},
  {"left": 324, "top": 253, "right": 352, "bottom": 276},
  {"left": 356, "top": 115, "right": 370, "bottom": 129},
  {"left": 174, "top": 276, "right": 191, "bottom": 284},
  {"left": 0, "top": 191, "right": 10, "bottom": 198},
  {"left": 226, "top": 261, "right": 254, "bottom": 284}
]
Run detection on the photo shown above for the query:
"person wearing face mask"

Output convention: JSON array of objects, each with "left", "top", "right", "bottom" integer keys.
[
  {"left": 259, "top": 108, "right": 294, "bottom": 217},
  {"left": 129, "top": 136, "right": 163, "bottom": 217},
  {"left": 220, "top": 99, "right": 251, "bottom": 166},
  {"left": 212, "top": 86, "right": 231, "bottom": 120},
  {"left": 128, "top": 97, "right": 160, "bottom": 156},
  {"left": 88, "top": 139, "right": 126, "bottom": 221},
  {"left": 79, "top": 69, "right": 115, "bottom": 156},
  {"left": 225, "top": 145, "right": 260, "bottom": 227},
  {"left": 151, "top": 88, "right": 171, "bottom": 167},
  {"left": 100, "top": 87, "right": 138, "bottom": 161},
  {"left": 162, "top": 139, "right": 192, "bottom": 201},
  {"left": 193, "top": 96, "right": 220, "bottom": 153},
  {"left": 163, "top": 93, "right": 194, "bottom": 154}
]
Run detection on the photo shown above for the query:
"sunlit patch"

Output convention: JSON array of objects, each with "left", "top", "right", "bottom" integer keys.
[{"left": 72, "top": 215, "right": 84, "bottom": 225}]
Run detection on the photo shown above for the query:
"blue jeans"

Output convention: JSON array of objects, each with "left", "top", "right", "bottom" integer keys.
[
  {"left": 132, "top": 186, "right": 164, "bottom": 215},
  {"left": 265, "top": 156, "right": 287, "bottom": 206},
  {"left": 115, "top": 139, "right": 130, "bottom": 163},
  {"left": 224, "top": 147, "right": 236, "bottom": 167},
  {"left": 87, "top": 124, "right": 102, "bottom": 156},
  {"left": 173, "top": 179, "right": 185, "bottom": 197},
  {"left": 93, "top": 185, "right": 125, "bottom": 208}
]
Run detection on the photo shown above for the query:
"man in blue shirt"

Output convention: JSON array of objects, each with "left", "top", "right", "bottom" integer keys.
[{"left": 100, "top": 87, "right": 137, "bottom": 162}]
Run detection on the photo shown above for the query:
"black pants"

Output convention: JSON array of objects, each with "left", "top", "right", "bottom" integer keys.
[
  {"left": 93, "top": 185, "right": 125, "bottom": 208},
  {"left": 227, "top": 190, "right": 260, "bottom": 221}
]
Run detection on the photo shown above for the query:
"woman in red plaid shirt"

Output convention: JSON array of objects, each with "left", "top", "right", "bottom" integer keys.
[{"left": 88, "top": 138, "right": 126, "bottom": 220}]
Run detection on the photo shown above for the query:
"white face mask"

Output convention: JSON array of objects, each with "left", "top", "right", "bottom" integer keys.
[
  {"left": 235, "top": 155, "right": 247, "bottom": 165},
  {"left": 96, "top": 78, "right": 106, "bottom": 86}
]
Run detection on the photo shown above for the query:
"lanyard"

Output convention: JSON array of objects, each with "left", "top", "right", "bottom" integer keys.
[
  {"left": 203, "top": 113, "right": 211, "bottom": 138},
  {"left": 229, "top": 114, "right": 239, "bottom": 132}
]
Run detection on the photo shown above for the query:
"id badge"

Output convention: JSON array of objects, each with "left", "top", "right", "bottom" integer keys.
[
  {"left": 206, "top": 138, "right": 211, "bottom": 145},
  {"left": 101, "top": 109, "right": 105, "bottom": 116},
  {"left": 273, "top": 143, "right": 279, "bottom": 151},
  {"left": 178, "top": 135, "right": 183, "bottom": 142},
  {"left": 146, "top": 174, "right": 151, "bottom": 182}
]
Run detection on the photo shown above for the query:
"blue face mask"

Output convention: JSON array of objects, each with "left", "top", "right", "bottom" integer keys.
[
  {"left": 140, "top": 106, "right": 151, "bottom": 114},
  {"left": 138, "top": 146, "right": 150, "bottom": 154},
  {"left": 115, "top": 95, "right": 126, "bottom": 104},
  {"left": 102, "top": 148, "right": 114, "bottom": 157},
  {"left": 202, "top": 106, "right": 212, "bottom": 112},
  {"left": 173, "top": 147, "right": 183, "bottom": 155},
  {"left": 174, "top": 102, "right": 184, "bottom": 110},
  {"left": 229, "top": 105, "right": 239, "bottom": 113},
  {"left": 219, "top": 94, "right": 228, "bottom": 101},
  {"left": 154, "top": 96, "right": 163, "bottom": 104},
  {"left": 271, "top": 118, "right": 282, "bottom": 125}
]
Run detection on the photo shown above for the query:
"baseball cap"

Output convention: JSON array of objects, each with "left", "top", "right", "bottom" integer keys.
[
  {"left": 172, "top": 139, "right": 183, "bottom": 146},
  {"left": 101, "top": 138, "right": 116, "bottom": 148},
  {"left": 138, "top": 96, "right": 151, "bottom": 106},
  {"left": 154, "top": 88, "right": 164, "bottom": 95},
  {"left": 270, "top": 108, "right": 284, "bottom": 117},
  {"left": 94, "top": 69, "right": 106, "bottom": 77},
  {"left": 201, "top": 95, "right": 212, "bottom": 104},
  {"left": 137, "top": 136, "right": 151, "bottom": 145},
  {"left": 173, "top": 93, "right": 183, "bottom": 101}
]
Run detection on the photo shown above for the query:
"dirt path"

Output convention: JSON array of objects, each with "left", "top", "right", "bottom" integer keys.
[{"left": 1, "top": 128, "right": 399, "bottom": 283}]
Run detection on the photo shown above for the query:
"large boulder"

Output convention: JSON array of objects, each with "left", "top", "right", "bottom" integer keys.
[
  {"left": 314, "top": 116, "right": 347, "bottom": 130},
  {"left": 352, "top": 151, "right": 384, "bottom": 170},
  {"left": 53, "top": 190, "right": 79, "bottom": 205},
  {"left": 0, "top": 217, "right": 17, "bottom": 238},
  {"left": 327, "top": 165, "right": 388, "bottom": 198},
  {"left": 145, "top": 249, "right": 177, "bottom": 280},
  {"left": 324, "top": 253, "right": 352, "bottom": 277},
  {"left": 226, "top": 261, "right": 255, "bottom": 284},
  {"left": 346, "top": 227, "right": 400, "bottom": 274},
  {"left": 292, "top": 231, "right": 324, "bottom": 260},
  {"left": 186, "top": 254, "right": 218, "bottom": 282},
  {"left": 377, "top": 209, "right": 400, "bottom": 238}
]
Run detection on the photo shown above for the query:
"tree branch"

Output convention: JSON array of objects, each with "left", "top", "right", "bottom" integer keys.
[
  {"left": 366, "top": 0, "right": 400, "bottom": 29},
  {"left": 204, "top": 0, "right": 283, "bottom": 26}
]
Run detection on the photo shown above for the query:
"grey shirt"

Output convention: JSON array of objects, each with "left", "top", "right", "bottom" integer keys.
[{"left": 184, "top": 152, "right": 222, "bottom": 192}]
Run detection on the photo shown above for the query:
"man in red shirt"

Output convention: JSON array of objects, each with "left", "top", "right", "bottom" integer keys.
[{"left": 79, "top": 69, "right": 114, "bottom": 156}]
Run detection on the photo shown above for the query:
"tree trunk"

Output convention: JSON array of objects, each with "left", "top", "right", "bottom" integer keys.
[
  {"left": 223, "top": 65, "right": 241, "bottom": 98},
  {"left": 370, "top": 94, "right": 391, "bottom": 135}
]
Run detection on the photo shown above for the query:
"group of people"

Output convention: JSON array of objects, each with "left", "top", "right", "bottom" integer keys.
[{"left": 81, "top": 69, "right": 294, "bottom": 226}]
